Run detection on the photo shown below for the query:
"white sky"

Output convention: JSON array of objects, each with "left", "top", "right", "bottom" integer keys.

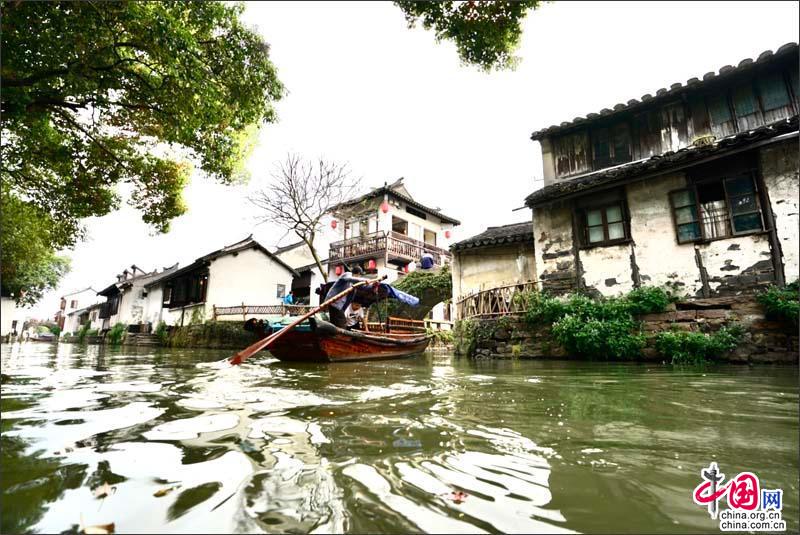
[{"left": 28, "top": 1, "right": 799, "bottom": 318}]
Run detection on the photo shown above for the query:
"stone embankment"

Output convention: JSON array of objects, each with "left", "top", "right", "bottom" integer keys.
[{"left": 456, "top": 296, "right": 798, "bottom": 363}]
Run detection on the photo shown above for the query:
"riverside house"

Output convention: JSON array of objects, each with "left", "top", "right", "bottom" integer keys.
[
  {"left": 526, "top": 42, "right": 799, "bottom": 297},
  {"left": 327, "top": 178, "right": 460, "bottom": 321},
  {"left": 143, "top": 236, "right": 298, "bottom": 327},
  {"left": 450, "top": 222, "right": 536, "bottom": 301},
  {"left": 97, "top": 265, "right": 180, "bottom": 332},
  {"left": 55, "top": 287, "right": 99, "bottom": 332}
]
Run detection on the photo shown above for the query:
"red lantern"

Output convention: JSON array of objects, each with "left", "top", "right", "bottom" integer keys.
[
  {"left": 367, "top": 258, "right": 377, "bottom": 270},
  {"left": 445, "top": 230, "right": 451, "bottom": 239},
  {"left": 335, "top": 265, "right": 343, "bottom": 276},
  {"left": 403, "top": 264, "right": 409, "bottom": 273},
  {"left": 380, "top": 201, "right": 390, "bottom": 214},
  {"left": 331, "top": 219, "right": 338, "bottom": 229}
]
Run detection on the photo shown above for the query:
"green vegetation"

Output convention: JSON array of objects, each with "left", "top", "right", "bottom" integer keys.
[
  {"left": 524, "top": 287, "right": 671, "bottom": 360},
  {"left": 1, "top": 1, "right": 283, "bottom": 304},
  {"left": 384, "top": 265, "right": 453, "bottom": 320},
  {"left": 757, "top": 281, "right": 799, "bottom": 324},
  {"left": 426, "top": 328, "right": 454, "bottom": 346},
  {"left": 48, "top": 325, "right": 61, "bottom": 336},
  {"left": 395, "top": 1, "right": 542, "bottom": 70},
  {"left": 654, "top": 326, "right": 744, "bottom": 364},
  {"left": 552, "top": 315, "right": 645, "bottom": 360},
  {"left": 76, "top": 323, "right": 98, "bottom": 343},
  {"left": 0, "top": 190, "right": 70, "bottom": 306},
  {"left": 107, "top": 323, "right": 126, "bottom": 346},
  {"left": 155, "top": 322, "right": 169, "bottom": 345},
  {"left": 168, "top": 321, "right": 258, "bottom": 349}
]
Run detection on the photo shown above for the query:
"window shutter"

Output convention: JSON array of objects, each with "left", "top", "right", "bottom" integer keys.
[
  {"left": 757, "top": 73, "right": 791, "bottom": 111},
  {"left": 732, "top": 85, "right": 758, "bottom": 116},
  {"left": 707, "top": 94, "right": 732, "bottom": 125}
]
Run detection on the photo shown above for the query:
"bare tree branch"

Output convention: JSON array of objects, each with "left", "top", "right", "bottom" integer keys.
[{"left": 249, "top": 153, "right": 361, "bottom": 284}]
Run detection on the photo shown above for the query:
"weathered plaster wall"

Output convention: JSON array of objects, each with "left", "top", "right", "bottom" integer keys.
[
  {"left": 143, "top": 285, "right": 164, "bottom": 327},
  {"left": 761, "top": 141, "right": 800, "bottom": 282},
  {"left": 626, "top": 174, "right": 704, "bottom": 295},
  {"left": 579, "top": 244, "right": 636, "bottom": 296},
  {"left": 698, "top": 235, "right": 774, "bottom": 295},
  {"left": 452, "top": 244, "right": 536, "bottom": 299},
  {"left": 533, "top": 203, "right": 577, "bottom": 294}
]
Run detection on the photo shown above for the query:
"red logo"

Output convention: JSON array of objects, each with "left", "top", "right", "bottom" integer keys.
[{"left": 693, "top": 463, "right": 761, "bottom": 519}]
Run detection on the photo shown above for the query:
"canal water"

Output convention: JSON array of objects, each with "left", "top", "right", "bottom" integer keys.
[{"left": 1, "top": 342, "right": 797, "bottom": 534}]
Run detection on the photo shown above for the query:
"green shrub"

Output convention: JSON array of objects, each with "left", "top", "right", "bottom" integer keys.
[
  {"left": 426, "top": 328, "right": 454, "bottom": 346},
  {"left": 757, "top": 281, "right": 799, "bottom": 324},
  {"left": 49, "top": 325, "right": 61, "bottom": 336},
  {"left": 523, "top": 286, "right": 671, "bottom": 360},
  {"left": 625, "top": 286, "right": 672, "bottom": 315},
  {"left": 155, "top": 321, "right": 169, "bottom": 344},
  {"left": 77, "top": 322, "right": 91, "bottom": 343},
  {"left": 552, "top": 314, "right": 645, "bottom": 360},
  {"left": 654, "top": 325, "right": 743, "bottom": 364},
  {"left": 107, "top": 323, "right": 126, "bottom": 345}
]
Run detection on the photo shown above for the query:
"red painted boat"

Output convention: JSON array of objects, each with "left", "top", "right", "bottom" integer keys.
[{"left": 267, "top": 317, "right": 431, "bottom": 363}]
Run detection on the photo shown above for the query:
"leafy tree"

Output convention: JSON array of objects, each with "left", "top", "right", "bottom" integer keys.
[
  {"left": 395, "top": 1, "right": 542, "bottom": 70},
  {"left": 1, "top": 189, "right": 70, "bottom": 306},
  {"left": 1, "top": 1, "right": 283, "bottom": 303}
]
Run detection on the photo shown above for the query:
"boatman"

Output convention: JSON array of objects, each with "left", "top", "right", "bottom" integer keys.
[{"left": 325, "top": 265, "right": 371, "bottom": 328}]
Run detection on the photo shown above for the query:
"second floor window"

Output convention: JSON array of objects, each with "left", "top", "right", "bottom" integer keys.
[
  {"left": 591, "top": 123, "right": 632, "bottom": 169},
  {"left": 70, "top": 300, "right": 77, "bottom": 308},
  {"left": 669, "top": 174, "right": 763, "bottom": 244},
  {"left": 276, "top": 284, "right": 286, "bottom": 299}
]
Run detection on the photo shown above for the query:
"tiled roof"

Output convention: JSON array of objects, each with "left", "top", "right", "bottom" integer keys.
[
  {"left": 530, "top": 42, "right": 798, "bottom": 141},
  {"left": 451, "top": 221, "right": 533, "bottom": 251},
  {"left": 525, "top": 115, "right": 799, "bottom": 207},
  {"left": 273, "top": 241, "right": 305, "bottom": 255},
  {"left": 153, "top": 235, "right": 299, "bottom": 286},
  {"left": 333, "top": 178, "right": 461, "bottom": 226}
]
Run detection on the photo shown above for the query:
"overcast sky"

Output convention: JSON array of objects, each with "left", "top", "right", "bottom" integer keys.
[{"left": 28, "top": 1, "right": 799, "bottom": 318}]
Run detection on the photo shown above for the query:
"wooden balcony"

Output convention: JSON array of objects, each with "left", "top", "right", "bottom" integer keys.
[{"left": 329, "top": 231, "right": 451, "bottom": 265}]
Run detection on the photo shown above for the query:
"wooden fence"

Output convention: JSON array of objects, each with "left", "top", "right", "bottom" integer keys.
[
  {"left": 454, "top": 281, "right": 540, "bottom": 320},
  {"left": 212, "top": 304, "right": 313, "bottom": 320}
]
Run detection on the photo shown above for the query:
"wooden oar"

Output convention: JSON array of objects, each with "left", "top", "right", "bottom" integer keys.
[{"left": 229, "top": 275, "right": 386, "bottom": 365}]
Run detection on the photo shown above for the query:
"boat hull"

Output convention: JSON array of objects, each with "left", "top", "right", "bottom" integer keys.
[{"left": 267, "top": 319, "right": 431, "bottom": 363}]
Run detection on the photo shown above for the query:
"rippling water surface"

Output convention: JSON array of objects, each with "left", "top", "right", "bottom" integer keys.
[{"left": 1, "top": 342, "right": 797, "bottom": 533}]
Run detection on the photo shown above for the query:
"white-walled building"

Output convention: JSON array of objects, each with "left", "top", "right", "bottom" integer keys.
[
  {"left": 1, "top": 295, "right": 25, "bottom": 338},
  {"left": 145, "top": 236, "right": 299, "bottom": 326},
  {"left": 325, "top": 178, "right": 460, "bottom": 320},
  {"left": 62, "top": 302, "right": 104, "bottom": 335},
  {"left": 97, "top": 264, "right": 179, "bottom": 332},
  {"left": 55, "top": 287, "right": 99, "bottom": 332}
]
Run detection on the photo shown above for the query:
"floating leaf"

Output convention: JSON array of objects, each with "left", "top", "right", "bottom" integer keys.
[
  {"left": 93, "top": 483, "right": 116, "bottom": 499},
  {"left": 153, "top": 485, "right": 178, "bottom": 497}
]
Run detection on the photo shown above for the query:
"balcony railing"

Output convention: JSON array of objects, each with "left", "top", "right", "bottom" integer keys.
[{"left": 329, "top": 231, "right": 451, "bottom": 265}]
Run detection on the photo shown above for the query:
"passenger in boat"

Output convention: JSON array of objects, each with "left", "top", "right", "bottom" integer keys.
[
  {"left": 344, "top": 301, "right": 366, "bottom": 330},
  {"left": 326, "top": 265, "right": 372, "bottom": 328}
]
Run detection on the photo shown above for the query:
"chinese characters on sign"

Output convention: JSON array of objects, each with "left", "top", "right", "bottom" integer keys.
[{"left": 693, "top": 462, "right": 785, "bottom": 532}]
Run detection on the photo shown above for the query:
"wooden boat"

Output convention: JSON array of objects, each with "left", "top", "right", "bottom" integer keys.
[
  {"left": 266, "top": 316, "right": 431, "bottom": 363},
  {"left": 229, "top": 276, "right": 430, "bottom": 366}
]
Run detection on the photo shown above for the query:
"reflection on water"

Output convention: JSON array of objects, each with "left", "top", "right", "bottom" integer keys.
[{"left": 1, "top": 342, "right": 797, "bottom": 533}]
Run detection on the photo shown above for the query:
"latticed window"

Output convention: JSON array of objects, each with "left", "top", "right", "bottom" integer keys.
[{"left": 669, "top": 174, "right": 763, "bottom": 244}]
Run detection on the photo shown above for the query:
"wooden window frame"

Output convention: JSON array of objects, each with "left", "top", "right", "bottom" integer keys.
[
  {"left": 578, "top": 201, "right": 631, "bottom": 249},
  {"left": 590, "top": 122, "right": 633, "bottom": 171},
  {"left": 668, "top": 172, "right": 765, "bottom": 244},
  {"left": 276, "top": 283, "right": 286, "bottom": 299}
]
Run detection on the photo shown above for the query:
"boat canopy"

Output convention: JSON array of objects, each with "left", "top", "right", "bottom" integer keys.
[{"left": 319, "top": 281, "right": 420, "bottom": 308}]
